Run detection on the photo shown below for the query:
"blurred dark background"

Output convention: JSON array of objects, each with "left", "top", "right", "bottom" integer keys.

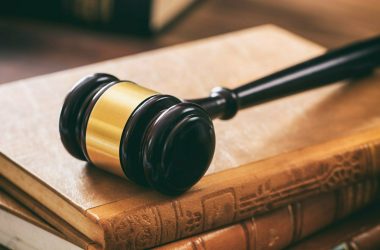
[{"left": 1, "top": 0, "right": 379, "bottom": 84}]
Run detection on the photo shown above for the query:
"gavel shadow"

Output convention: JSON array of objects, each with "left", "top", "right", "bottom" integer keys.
[
  {"left": 83, "top": 163, "right": 149, "bottom": 200},
  {"left": 82, "top": 163, "right": 185, "bottom": 205},
  {"left": 81, "top": 72, "right": 380, "bottom": 203},
  {"left": 263, "top": 71, "right": 380, "bottom": 152}
]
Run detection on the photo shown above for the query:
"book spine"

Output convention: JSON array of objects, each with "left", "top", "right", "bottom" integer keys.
[
  {"left": 333, "top": 224, "right": 380, "bottom": 250},
  {"left": 154, "top": 179, "right": 379, "bottom": 250},
  {"left": 63, "top": 0, "right": 152, "bottom": 33},
  {"left": 97, "top": 134, "right": 380, "bottom": 249},
  {"left": 4, "top": 0, "right": 152, "bottom": 34}
]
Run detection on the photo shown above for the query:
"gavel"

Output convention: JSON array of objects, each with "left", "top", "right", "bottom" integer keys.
[{"left": 59, "top": 36, "right": 380, "bottom": 195}]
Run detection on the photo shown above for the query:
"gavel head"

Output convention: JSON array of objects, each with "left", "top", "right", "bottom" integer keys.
[{"left": 59, "top": 73, "right": 215, "bottom": 195}]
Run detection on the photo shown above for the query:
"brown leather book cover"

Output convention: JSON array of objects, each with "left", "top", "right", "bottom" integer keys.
[
  {"left": 155, "top": 179, "right": 379, "bottom": 250},
  {"left": 0, "top": 180, "right": 100, "bottom": 250},
  {"left": 1, "top": 25, "right": 380, "bottom": 249},
  {"left": 0, "top": 191, "right": 81, "bottom": 250},
  {"left": 288, "top": 203, "right": 380, "bottom": 250},
  {"left": 0, "top": 189, "right": 64, "bottom": 242},
  {"left": 1, "top": 178, "right": 378, "bottom": 250},
  {"left": 333, "top": 224, "right": 380, "bottom": 250}
]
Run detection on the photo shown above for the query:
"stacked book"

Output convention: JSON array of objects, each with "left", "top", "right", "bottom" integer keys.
[
  {"left": 1, "top": 25, "right": 380, "bottom": 250},
  {"left": 2, "top": 0, "right": 197, "bottom": 34}
]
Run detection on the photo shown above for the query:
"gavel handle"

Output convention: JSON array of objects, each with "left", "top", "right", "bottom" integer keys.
[{"left": 191, "top": 35, "right": 380, "bottom": 120}]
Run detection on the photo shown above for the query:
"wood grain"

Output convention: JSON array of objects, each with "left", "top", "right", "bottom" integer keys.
[{"left": 1, "top": 0, "right": 379, "bottom": 84}]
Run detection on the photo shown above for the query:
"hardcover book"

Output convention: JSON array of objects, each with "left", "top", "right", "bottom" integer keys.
[
  {"left": 1, "top": 25, "right": 380, "bottom": 249},
  {"left": 289, "top": 202, "right": 380, "bottom": 250},
  {"left": 2, "top": 0, "right": 196, "bottom": 34},
  {"left": 0, "top": 189, "right": 85, "bottom": 250},
  {"left": 1, "top": 172, "right": 380, "bottom": 250},
  {"left": 2, "top": 179, "right": 380, "bottom": 250},
  {"left": 156, "top": 179, "right": 379, "bottom": 250},
  {"left": 0, "top": 179, "right": 99, "bottom": 250}
]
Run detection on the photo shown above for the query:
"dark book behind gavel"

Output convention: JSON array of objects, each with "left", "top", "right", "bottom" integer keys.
[{"left": 59, "top": 35, "right": 380, "bottom": 195}]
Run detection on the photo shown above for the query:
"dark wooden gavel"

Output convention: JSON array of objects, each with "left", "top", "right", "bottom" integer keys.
[{"left": 59, "top": 36, "right": 380, "bottom": 195}]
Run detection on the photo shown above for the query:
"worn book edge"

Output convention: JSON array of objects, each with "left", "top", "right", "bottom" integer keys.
[
  {"left": 289, "top": 203, "right": 380, "bottom": 250},
  {"left": 2, "top": 125, "right": 380, "bottom": 249},
  {"left": 0, "top": 180, "right": 100, "bottom": 250},
  {"left": 154, "top": 179, "right": 379, "bottom": 250},
  {"left": 1, "top": 175, "right": 378, "bottom": 250}
]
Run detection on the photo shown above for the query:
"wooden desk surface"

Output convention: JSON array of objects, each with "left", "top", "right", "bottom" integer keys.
[{"left": 0, "top": 0, "right": 379, "bottom": 84}]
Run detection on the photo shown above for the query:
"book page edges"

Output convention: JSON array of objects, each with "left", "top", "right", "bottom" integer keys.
[
  {"left": 0, "top": 155, "right": 104, "bottom": 247},
  {"left": 0, "top": 179, "right": 101, "bottom": 250},
  {"left": 0, "top": 190, "right": 63, "bottom": 240}
]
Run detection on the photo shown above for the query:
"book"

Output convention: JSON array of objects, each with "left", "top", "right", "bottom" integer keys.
[
  {"left": 0, "top": 178, "right": 100, "bottom": 250},
  {"left": 154, "top": 179, "right": 379, "bottom": 250},
  {"left": 288, "top": 203, "right": 380, "bottom": 250},
  {"left": 1, "top": 177, "right": 378, "bottom": 250},
  {"left": 2, "top": 0, "right": 197, "bottom": 34},
  {"left": 332, "top": 224, "right": 380, "bottom": 250},
  {"left": 1, "top": 25, "right": 380, "bottom": 249},
  {"left": 0, "top": 189, "right": 83, "bottom": 250}
]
